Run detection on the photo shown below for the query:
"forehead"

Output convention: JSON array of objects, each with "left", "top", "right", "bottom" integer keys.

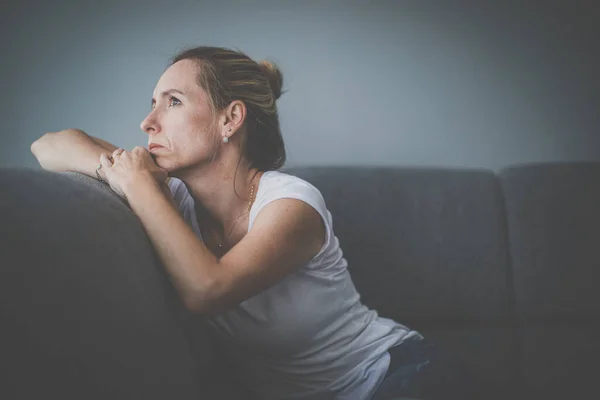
[{"left": 153, "top": 59, "right": 202, "bottom": 97}]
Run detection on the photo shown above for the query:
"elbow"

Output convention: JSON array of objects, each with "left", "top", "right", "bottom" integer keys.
[
  {"left": 182, "top": 281, "right": 229, "bottom": 316},
  {"left": 183, "top": 294, "right": 210, "bottom": 315},
  {"left": 183, "top": 294, "right": 219, "bottom": 316},
  {"left": 30, "top": 132, "right": 54, "bottom": 159},
  {"left": 31, "top": 131, "right": 54, "bottom": 148},
  {"left": 31, "top": 130, "right": 79, "bottom": 151},
  {"left": 30, "top": 136, "right": 49, "bottom": 165},
  {"left": 30, "top": 136, "right": 56, "bottom": 170},
  {"left": 30, "top": 136, "right": 43, "bottom": 155}
]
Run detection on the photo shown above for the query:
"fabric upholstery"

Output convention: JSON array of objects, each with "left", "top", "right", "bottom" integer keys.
[
  {"left": 520, "top": 326, "right": 598, "bottom": 398},
  {"left": 499, "top": 162, "right": 600, "bottom": 318},
  {"left": 499, "top": 162, "right": 600, "bottom": 397},
  {"left": 0, "top": 169, "right": 211, "bottom": 399}
]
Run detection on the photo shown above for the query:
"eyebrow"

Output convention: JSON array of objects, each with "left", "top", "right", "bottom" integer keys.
[{"left": 151, "top": 89, "right": 185, "bottom": 106}]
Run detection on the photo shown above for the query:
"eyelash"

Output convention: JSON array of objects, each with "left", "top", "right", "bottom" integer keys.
[{"left": 151, "top": 96, "right": 181, "bottom": 110}]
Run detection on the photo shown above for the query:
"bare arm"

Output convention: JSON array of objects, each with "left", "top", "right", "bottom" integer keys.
[
  {"left": 122, "top": 174, "right": 325, "bottom": 315},
  {"left": 91, "top": 135, "right": 119, "bottom": 153},
  {"left": 30, "top": 128, "right": 119, "bottom": 181},
  {"left": 33, "top": 130, "right": 173, "bottom": 201}
]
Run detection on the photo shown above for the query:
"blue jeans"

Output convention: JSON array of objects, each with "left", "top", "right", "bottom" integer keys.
[{"left": 370, "top": 337, "right": 484, "bottom": 400}]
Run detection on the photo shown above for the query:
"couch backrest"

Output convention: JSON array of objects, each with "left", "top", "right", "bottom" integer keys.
[
  {"left": 499, "top": 162, "right": 600, "bottom": 397},
  {"left": 286, "top": 166, "right": 518, "bottom": 389},
  {"left": 0, "top": 169, "right": 209, "bottom": 399}
]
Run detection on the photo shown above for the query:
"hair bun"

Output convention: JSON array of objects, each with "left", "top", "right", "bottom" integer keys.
[{"left": 259, "top": 60, "right": 284, "bottom": 100}]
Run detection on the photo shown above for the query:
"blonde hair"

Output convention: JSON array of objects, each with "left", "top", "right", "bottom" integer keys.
[{"left": 171, "top": 46, "right": 286, "bottom": 171}]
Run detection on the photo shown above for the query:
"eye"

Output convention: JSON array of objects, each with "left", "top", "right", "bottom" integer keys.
[{"left": 169, "top": 96, "right": 181, "bottom": 107}]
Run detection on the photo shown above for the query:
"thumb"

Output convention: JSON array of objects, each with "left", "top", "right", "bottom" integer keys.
[
  {"left": 99, "top": 152, "right": 114, "bottom": 167},
  {"left": 99, "top": 153, "right": 113, "bottom": 179}
]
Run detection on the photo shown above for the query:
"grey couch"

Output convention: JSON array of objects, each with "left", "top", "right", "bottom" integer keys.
[{"left": 1, "top": 162, "right": 599, "bottom": 399}]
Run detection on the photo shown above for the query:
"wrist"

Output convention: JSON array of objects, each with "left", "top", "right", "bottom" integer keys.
[
  {"left": 95, "top": 163, "right": 107, "bottom": 184},
  {"left": 123, "top": 172, "right": 159, "bottom": 197}
]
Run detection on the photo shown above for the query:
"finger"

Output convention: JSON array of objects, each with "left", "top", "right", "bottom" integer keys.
[
  {"left": 112, "top": 148, "right": 125, "bottom": 158},
  {"left": 99, "top": 153, "right": 113, "bottom": 168}
]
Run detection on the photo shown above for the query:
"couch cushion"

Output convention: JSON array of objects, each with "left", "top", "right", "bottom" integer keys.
[
  {"left": 500, "top": 162, "right": 600, "bottom": 319},
  {"left": 286, "top": 166, "right": 518, "bottom": 389},
  {"left": 520, "top": 326, "right": 598, "bottom": 398},
  {"left": 500, "top": 162, "right": 600, "bottom": 397},
  {"left": 415, "top": 326, "right": 519, "bottom": 394},
  {"left": 0, "top": 169, "right": 214, "bottom": 399}
]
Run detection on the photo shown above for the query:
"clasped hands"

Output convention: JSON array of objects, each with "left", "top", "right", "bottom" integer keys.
[{"left": 99, "top": 146, "right": 170, "bottom": 200}]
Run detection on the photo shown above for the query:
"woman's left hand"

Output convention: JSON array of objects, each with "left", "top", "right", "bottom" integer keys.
[{"left": 99, "top": 146, "right": 168, "bottom": 199}]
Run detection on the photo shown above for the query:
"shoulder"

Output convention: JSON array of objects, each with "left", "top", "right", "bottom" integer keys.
[
  {"left": 244, "top": 173, "right": 328, "bottom": 270},
  {"left": 254, "top": 171, "right": 326, "bottom": 213},
  {"left": 249, "top": 171, "right": 329, "bottom": 258}
]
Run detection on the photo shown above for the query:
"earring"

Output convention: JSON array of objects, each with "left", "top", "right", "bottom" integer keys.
[{"left": 223, "top": 136, "right": 229, "bottom": 143}]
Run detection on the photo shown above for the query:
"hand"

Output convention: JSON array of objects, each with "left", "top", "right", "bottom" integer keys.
[{"left": 99, "top": 146, "right": 168, "bottom": 199}]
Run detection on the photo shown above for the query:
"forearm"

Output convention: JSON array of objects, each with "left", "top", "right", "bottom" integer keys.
[
  {"left": 31, "top": 130, "right": 115, "bottom": 180},
  {"left": 91, "top": 136, "right": 119, "bottom": 153},
  {"left": 124, "top": 176, "right": 218, "bottom": 311}
]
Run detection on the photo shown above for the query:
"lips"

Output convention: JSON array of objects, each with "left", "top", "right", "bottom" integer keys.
[{"left": 148, "top": 143, "right": 165, "bottom": 150}]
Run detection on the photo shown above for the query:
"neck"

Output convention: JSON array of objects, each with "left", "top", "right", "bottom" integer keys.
[{"left": 173, "top": 159, "right": 262, "bottom": 233}]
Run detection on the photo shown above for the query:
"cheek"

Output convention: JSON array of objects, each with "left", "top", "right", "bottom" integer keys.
[
  {"left": 189, "top": 113, "right": 218, "bottom": 148},
  {"left": 169, "top": 122, "right": 219, "bottom": 164},
  {"left": 162, "top": 108, "right": 218, "bottom": 164},
  {"left": 182, "top": 125, "right": 216, "bottom": 151},
  {"left": 167, "top": 112, "right": 210, "bottom": 146}
]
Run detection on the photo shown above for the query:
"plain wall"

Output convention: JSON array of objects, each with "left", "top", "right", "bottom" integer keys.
[{"left": 1, "top": 0, "right": 599, "bottom": 171}]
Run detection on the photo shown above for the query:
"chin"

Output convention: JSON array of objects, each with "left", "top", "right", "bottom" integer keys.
[
  {"left": 151, "top": 156, "right": 173, "bottom": 172},
  {"left": 159, "top": 161, "right": 194, "bottom": 178},
  {"left": 156, "top": 152, "right": 214, "bottom": 176}
]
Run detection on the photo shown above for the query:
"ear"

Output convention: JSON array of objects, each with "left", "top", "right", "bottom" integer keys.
[{"left": 220, "top": 100, "right": 247, "bottom": 140}]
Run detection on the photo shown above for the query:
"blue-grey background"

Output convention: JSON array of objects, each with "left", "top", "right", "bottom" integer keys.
[{"left": 1, "top": 0, "right": 599, "bottom": 171}]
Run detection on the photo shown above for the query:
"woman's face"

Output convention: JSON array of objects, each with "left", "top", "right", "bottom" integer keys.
[{"left": 140, "top": 59, "right": 220, "bottom": 173}]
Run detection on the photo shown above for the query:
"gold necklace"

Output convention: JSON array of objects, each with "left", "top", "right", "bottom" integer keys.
[{"left": 214, "top": 179, "right": 257, "bottom": 252}]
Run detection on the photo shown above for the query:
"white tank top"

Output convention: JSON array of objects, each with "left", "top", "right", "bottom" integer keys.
[{"left": 168, "top": 171, "right": 421, "bottom": 400}]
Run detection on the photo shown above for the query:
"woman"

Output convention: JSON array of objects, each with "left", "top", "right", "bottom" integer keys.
[{"left": 31, "top": 46, "right": 476, "bottom": 400}]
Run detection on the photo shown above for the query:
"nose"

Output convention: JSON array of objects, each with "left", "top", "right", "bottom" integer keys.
[{"left": 140, "top": 111, "right": 160, "bottom": 135}]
